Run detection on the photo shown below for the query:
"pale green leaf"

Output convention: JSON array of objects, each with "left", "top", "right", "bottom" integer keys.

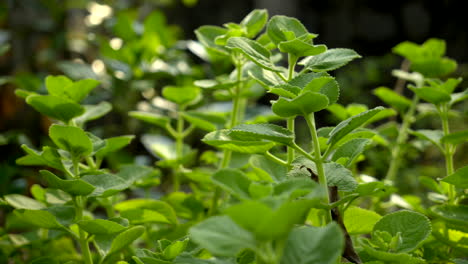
[
  {"left": 4, "top": 194, "right": 45, "bottom": 210},
  {"left": 344, "top": 206, "right": 382, "bottom": 235},
  {"left": 373, "top": 86, "right": 412, "bottom": 112}
]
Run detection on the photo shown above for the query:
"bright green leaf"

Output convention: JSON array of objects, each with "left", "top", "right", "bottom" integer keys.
[
  {"left": 26, "top": 95, "right": 84, "bottom": 123},
  {"left": 344, "top": 206, "right": 382, "bottom": 235},
  {"left": 240, "top": 9, "right": 268, "bottom": 38},
  {"left": 226, "top": 37, "right": 280, "bottom": 72},
  {"left": 40, "top": 170, "right": 95, "bottom": 196},
  {"left": 162, "top": 86, "right": 201, "bottom": 106},
  {"left": 300, "top": 48, "right": 361, "bottom": 72},
  {"left": 75, "top": 102, "right": 112, "bottom": 126},
  {"left": 302, "top": 76, "right": 340, "bottom": 105},
  {"left": 202, "top": 130, "right": 276, "bottom": 154},
  {"left": 373, "top": 86, "right": 412, "bottom": 112},
  {"left": 441, "top": 130, "right": 468, "bottom": 145},
  {"left": 77, "top": 219, "right": 126, "bottom": 235},
  {"left": 115, "top": 199, "right": 178, "bottom": 225},
  {"left": 271, "top": 91, "right": 329, "bottom": 117},
  {"left": 108, "top": 226, "right": 145, "bottom": 255},
  {"left": 267, "top": 15, "right": 313, "bottom": 45},
  {"left": 49, "top": 124, "right": 93, "bottom": 157}
]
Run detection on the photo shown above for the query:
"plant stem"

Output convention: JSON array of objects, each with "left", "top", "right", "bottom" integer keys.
[
  {"left": 265, "top": 151, "right": 288, "bottom": 166},
  {"left": 209, "top": 60, "right": 244, "bottom": 216},
  {"left": 173, "top": 108, "right": 185, "bottom": 192},
  {"left": 385, "top": 94, "right": 419, "bottom": 183},
  {"left": 75, "top": 196, "right": 93, "bottom": 264},
  {"left": 286, "top": 55, "right": 298, "bottom": 167},
  {"left": 305, "top": 113, "right": 332, "bottom": 224},
  {"left": 440, "top": 104, "right": 456, "bottom": 204}
]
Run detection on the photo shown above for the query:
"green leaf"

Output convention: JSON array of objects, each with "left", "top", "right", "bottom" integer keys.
[
  {"left": 278, "top": 38, "right": 326, "bottom": 57},
  {"left": 273, "top": 178, "right": 318, "bottom": 198},
  {"left": 142, "top": 134, "right": 187, "bottom": 160},
  {"left": 269, "top": 84, "right": 301, "bottom": 98},
  {"left": 373, "top": 210, "right": 431, "bottom": 253},
  {"left": 344, "top": 206, "right": 382, "bottom": 235},
  {"left": 248, "top": 66, "right": 282, "bottom": 88},
  {"left": 26, "top": 95, "right": 84, "bottom": 123},
  {"left": 47, "top": 76, "right": 99, "bottom": 103},
  {"left": 181, "top": 111, "right": 226, "bottom": 131},
  {"left": 249, "top": 155, "right": 287, "bottom": 182},
  {"left": 49, "top": 124, "right": 93, "bottom": 157},
  {"left": 81, "top": 174, "right": 129, "bottom": 197},
  {"left": 114, "top": 199, "right": 178, "bottom": 225},
  {"left": 162, "top": 238, "right": 189, "bottom": 260},
  {"left": 96, "top": 135, "right": 135, "bottom": 159},
  {"left": 271, "top": 91, "right": 329, "bottom": 117},
  {"left": 162, "top": 86, "right": 201, "bottom": 106},
  {"left": 202, "top": 130, "right": 276, "bottom": 154},
  {"left": 240, "top": 9, "right": 268, "bottom": 38},
  {"left": 211, "top": 169, "right": 251, "bottom": 200},
  {"left": 410, "top": 129, "right": 443, "bottom": 150},
  {"left": 332, "top": 138, "right": 370, "bottom": 167},
  {"left": 327, "top": 107, "right": 384, "bottom": 147},
  {"left": 14, "top": 209, "right": 63, "bottom": 229},
  {"left": 4, "top": 194, "right": 45, "bottom": 210},
  {"left": 230, "top": 123, "right": 295, "bottom": 145},
  {"left": 40, "top": 170, "right": 95, "bottom": 196},
  {"left": 281, "top": 223, "right": 344, "bottom": 264},
  {"left": 108, "top": 226, "right": 145, "bottom": 255},
  {"left": 267, "top": 15, "right": 313, "bottom": 45},
  {"left": 129, "top": 111, "right": 171, "bottom": 129},
  {"left": 441, "top": 166, "right": 468, "bottom": 188},
  {"left": 431, "top": 205, "right": 468, "bottom": 226},
  {"left": 74, "top": 102, "right": 112, "bottom": 126},
  {"left": 189, "top": 215, "right": 256, "bottom": 257},
  {"left": 324, "top": 162, "right": 358, "bottom": 192},
  {"left": 77, "top": 219, "right": 126, "bottom": 235},
  {"left": 287, "top": 72, "right": 328, "bottom": 88},
  {"left": 361, "top": 243, "right": 426, "bottom": 264},
  {"left": 409, "top": 85, "right": 451, "bottom": 105},
  {"left": 194, "top": 25, "right": 229, "bottom": 56},
  {"left": 302, "top": 76, "right": 340, "bottom": 105},
  {"left": 16, "top": 145, "right": 64, "bottom": 171},
  {"left": 441, "top": 130, "right": 468, "bottom": 145},
  {"left": 300, "top": 48, "right": 361, "bottom": 72},
  {"left": 226, "top": 37, "right": 280, "bottom": 72},
  {"left": 373, "top": 86, "right": 412, "bottom": 112}
]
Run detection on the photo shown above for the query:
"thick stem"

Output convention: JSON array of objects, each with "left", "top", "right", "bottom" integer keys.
[
  {"left": 306, "top": 113, "right": 332, "bottom": 224},
  {"left": 440, "top": 104, "right": 456, "bottom": 204},
  {"left": 385, "top": 95, "right": 419, "bottom": 182}
]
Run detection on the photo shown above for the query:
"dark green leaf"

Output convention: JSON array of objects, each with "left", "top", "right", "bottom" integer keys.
[
  {"left": 332, "top": 138, "right": 370, "bottom": 167},
  {"left": 230, "top": 123, "right": 295, "bottom": 145},
  {"left": 16, "top": 145, "right": 64, "bottom": 171},
  {"left": 77, "top": 219, "right": 126, "bottom": 235},
  {"left": 40, "top": 170, "right": 95, "bottom": 196},
  {"left": 278, "top": 38, "right": 326, "bottom": 57},
  {"left": 75, "top": 102, "right": 112, "bottom": 125},
  {"left": 249, "top": 155, "right": 287, "bottom": 182},
  {"left": 81, "top": 174, "right": 129, "bottom": 197},
  {"left": 431, "top": 205, "right": 468, "bottom": 226},
  {"left": 302, "top": 76, "right": 340, "bottom": 105},
  {"left": 95, "top": 135, "right": 135, "bottom": 159}
]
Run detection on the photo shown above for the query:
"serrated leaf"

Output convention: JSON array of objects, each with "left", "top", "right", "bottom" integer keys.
[
  {"left": 190, "top": 216, "right": 256, "bottom": 257},
  {"left": 441, "top": 130, "right": 468, "bottom": 145},
  {"left": 324, "top": 162, "right": 358, "bottom": 192},
  {"left": 129, "top": 111, "right": 171, "bottom": 128},
  {"left": 248, "top": 66, "right": 283, "bottom": 88},
  {"left": 77, "top": 219, "right": 126, "bottom": 235},
  {"left": 162, "top": 86, "right": 201, "bottom": 106},
  {"left": 211, "top": 169, "right": 251, "bottom": 200},
  {"left": 441, "top": 166, "right": 468, "bottom": 189},
  {"left": 40, "top": 170, "right": 95, "bottom": 196},
  {"left": 226, "top": 37, "right": 280, "bottom": 72},
  {"left": 181, "top": 111, "right": 226, "bottom": 131},
  {"left": 269, "top": 84, "right": 301, "bottom": 98},
  {"left": 281, "top": 223, "right": 344, "bottom": 264},
  {"left": 49, "top": 124, "right": 93, "bottom": 157},
  {"left": 115, "top": 199, "right": 178, "bottom": 225},
  {"left": 4, "top": 194, "right": 45, "bottom": 210},
  {"left": 332, "top": 138, "right": 370, "bottom": 167},
  {"left": 271, "top": 91, "right": 329, "bottom": 117},
  {"left": 300, "top": 48, "right": 361, "bottom": 72},
  {"left": 240, "top": 9, "right": 268, "bottom": 38},
  {"left": 373, "top": 210, "right": 431, "bottom": 253},
  {"left": 373, "top": 86, "right": 412, "bottom": 112},
  {"left": 287, "top": 72, "right": 328, "bottom": 88},
  {"left": 26, "top": 95, "right": 84, "bottom": 123},
  {"left": 202, "top": 130, "right": 276, "bottom": 154},
  {"left": 302, "top": 76, "right": 340, "bottom": 105},
  {"left": 267, "top": 15, "right": 313, "bottom": 45},
  {"left": 230, "top": 123, "right": 295, "bottom": 145},
  {"left": 327, "top": 107, "right": 384, "bottom": 147},
  {"left": 344, "top": 206, "right": 382, "bottom": 235}
]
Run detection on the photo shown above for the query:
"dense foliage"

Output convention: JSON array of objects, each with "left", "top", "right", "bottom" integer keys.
[{"left": 1, "top": 8, "right": 467, "bottom": 264}]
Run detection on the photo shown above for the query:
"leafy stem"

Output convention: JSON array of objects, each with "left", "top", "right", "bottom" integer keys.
[
  {"left": 385, "top": 94, "right": 419, "bottom": 183},
  {"left": 305, "top": 113, "right": 332, "bottom": 224},
  {"left": 75, "top": 196, "right": 93, "bottom": 264},
  {"left": 439, "top": 103, "right": 456, "bottom": 204},
  {"left": 286, "top": 55, "right": 298, "bottom": 167}
]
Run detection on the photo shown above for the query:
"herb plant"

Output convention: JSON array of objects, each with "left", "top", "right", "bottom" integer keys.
[{"left": 1, "top": 8, "right": 467, "bottom": 264}]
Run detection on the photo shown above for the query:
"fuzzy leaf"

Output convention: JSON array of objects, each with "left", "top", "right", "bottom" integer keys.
[
  {"left": 327, "top": 107, "right": 384, "bottom": 147},
  {"left": 280, "top": 223, "right": 344, "bottom": 264},
  {"left": 302, "top": 76, "right": 340, "bottom": 105},
  {"left": 226, "top": 37, "right": 280, "bottom": 72},
  {"left": 49, "top": 124, "right": 93, "bottom": 157},
  {"left": 332, "top": 138, "right": 370, "bottom": 167},
  {"left": 278, "top": 38, "right": 326, "bottom": 57},
  {"left": 202, "top": 130, "right": 276, "bottom": 154},
  {"left": 189, "top": 216, "right": 256, "bottom": 257},
  {"left": 373, "top": 210, "right": 431, "bottom": 253},
  {"left": 26, "top": 95, "right": 84, "bottom": 123},
  {"left": 271, "top": 91, "right": 329, "bottom": 117},
  {"left": 324, "top": 162, "right": 358, "bottom": 192},
  {"left": 300, "top": 48, "right": 361, "bottom": 72},
  {"left": 40, "top": 170, "right": 95, "bottom": 196},
  {"left": 267, "top": 15, "right": 313, "bottom": 45},
  {"left": 230, "top": 123, "right": 295, "bottom": 145}
]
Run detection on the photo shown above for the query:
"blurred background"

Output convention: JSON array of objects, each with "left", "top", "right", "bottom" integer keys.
[{"left": 1, "top": 0, "right": 467, "bottom": 196}]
